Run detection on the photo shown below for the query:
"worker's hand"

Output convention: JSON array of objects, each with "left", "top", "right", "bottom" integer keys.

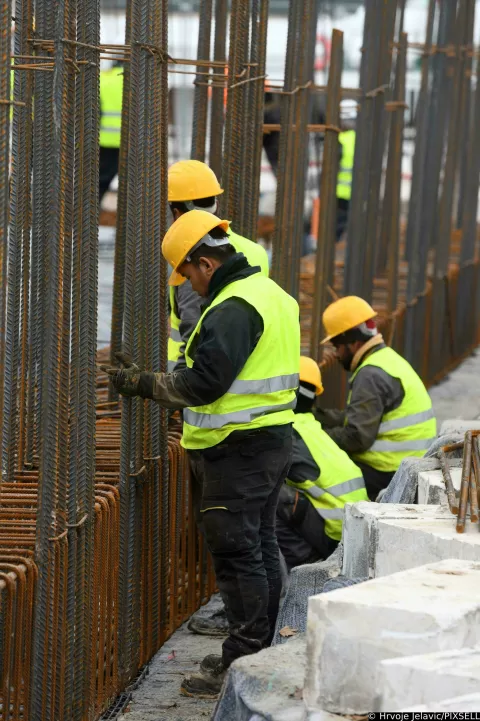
[{"left": 99, "top": 352, "right": 142, "bottom": 398}]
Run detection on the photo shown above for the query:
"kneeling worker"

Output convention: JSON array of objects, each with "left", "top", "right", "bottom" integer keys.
[
  {"left": 276, "top": 356, "right": 368, "bottom": 569},
  {"left": 101, "top": 209, "right": 300, "bottom": 698},
  {"left": 317, "top": 296, "right": 437, "bottom": 500}
]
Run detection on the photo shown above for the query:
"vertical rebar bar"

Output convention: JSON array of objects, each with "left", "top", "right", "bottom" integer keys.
[
  {"left": 310, "top": 29, "right": 343, "bottom": 361},
  {"left": 191, "top": 0, "right": 213, "bottom": 161}
]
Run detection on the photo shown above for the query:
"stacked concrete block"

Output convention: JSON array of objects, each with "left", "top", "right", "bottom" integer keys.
[
  {"left": 342, "top": 502, "right": 454, "bottom": 578},
  {"left": 379, "top": 647, "right": 480, "bottom": 710},
  {"left": 417, "top": 465, "right": 462, "bottom": 505},
  {"left": 304, "top": 560, "right": 480, "bottom": 715}
]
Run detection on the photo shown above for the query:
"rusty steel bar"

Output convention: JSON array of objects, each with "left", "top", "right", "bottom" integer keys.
[
  {"left": 377, "top": 31, "right": 407, "bottom": 308},
  {"left": 457, "top": 431, "right": 473, "bottom": 533},
  {"left": 191, "top": 0, "right": 212, "bottom": 161},
  {"left": 208, "top": 0, "right": 228, "bottom": 182},
  {"left": 310, "top": 29, "right": 343, "bottom": 362},
  {"left": 0, "top": 0, "right": 12, "bottom": 492}
]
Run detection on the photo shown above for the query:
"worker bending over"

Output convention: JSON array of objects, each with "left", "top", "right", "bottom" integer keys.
[
  {"left": 168, "top": 159, "right": 269, "bottom": 371},
  {"left": 318, "top": 296, "right": 436, "bottom": 500},
  {"left": 101, "top": 210, "right": 300, "bottom": 698},
  {"left": 276, "top": 357, "right": 368, "bottom": 569}
]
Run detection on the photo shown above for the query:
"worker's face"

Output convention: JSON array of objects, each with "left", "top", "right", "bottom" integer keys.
[
  {"left": 178, "top": 256, "right": 216, "bottom": 297},
  {"left": 333, "top": 342, "right": 355, "bottom": 371}
]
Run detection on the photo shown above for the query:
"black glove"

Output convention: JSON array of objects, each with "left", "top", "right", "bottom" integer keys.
[{"left": 100, "top": 352, "right": 146, "bottom": 398}]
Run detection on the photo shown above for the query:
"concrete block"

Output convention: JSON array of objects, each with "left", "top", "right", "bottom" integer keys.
[
  {"left": 342, "top": 502, "right": 452, "bottom": 578},
  {"left": 379, "top": 647, "right": 480, "bottom": 710},
  {"left": 305, "top": 559, "right": 480, "bottom": 715},
  {"left": 417, "top": 466, "right": 462, "bottom": 506},
  {"left": 440, "top": 419, "right": 480, "bottom": 436},
  {"left": 213, "top": 634, "right": 307, "bottom": 721},
  {"left": 404, "top": 693, "right": 480, "bottom": 712}
]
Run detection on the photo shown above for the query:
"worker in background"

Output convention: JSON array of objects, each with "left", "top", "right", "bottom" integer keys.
[
  {"left": 101, "top": 209, "right": 300, "bottom": 698},
  {"left": 99, "top": 63, "right": 123, "bottom": 204},
  {"left": 276, "top": 357, "right": 368, "bottom": 569},
  {"left": 168, "top": 159, "right": 269, "bottom": 372},
  {"left": 336, "top": 98, "right": 356, "bottom": 242},
  {"left": 317, "top": 297, "right": 437, "bottom": 500}
]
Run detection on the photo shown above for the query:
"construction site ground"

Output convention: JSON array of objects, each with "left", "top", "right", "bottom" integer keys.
[{"left": 115, "top": 348, "right": 480, "bottom": 721}]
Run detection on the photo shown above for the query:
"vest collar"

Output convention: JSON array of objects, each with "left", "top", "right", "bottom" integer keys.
[
  {"left": 204, "top": 253, "right": 260, "bottom": 308},
  {"left": 350, "top": 335, "right": 385, "bottom": 375}
]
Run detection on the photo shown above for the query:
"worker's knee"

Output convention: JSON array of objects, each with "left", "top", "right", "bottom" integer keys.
[{"left": 201, "top": 500, "right": 252, "bottom": 554}]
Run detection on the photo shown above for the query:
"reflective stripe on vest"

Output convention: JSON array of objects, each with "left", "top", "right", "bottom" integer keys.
[
  {"left": 349, "top": 346, "right": 437, "bottom": 473},
  {"left": 181, "top": 273, "right": 300, "bottom": 450},
  {"left": 170, "top": 327, "right": 182, "bottom": 344},
  {"left": 184, "top": 399, "right": 297, "bottom": 430},
  {"left": 287, "top": 413, "right": 368, "bottom": 541},
  {"left": 378, "top": 407, "right": 435, "bottom": 434}
]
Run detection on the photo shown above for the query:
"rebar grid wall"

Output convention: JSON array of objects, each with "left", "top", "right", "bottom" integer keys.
[{"left": 1, "top": 0, "right": 480, "bottom": 719}]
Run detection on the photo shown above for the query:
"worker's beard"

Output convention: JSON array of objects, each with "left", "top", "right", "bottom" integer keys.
[{"left": 338, "top": 349, "right": 354, "bottom": 372}]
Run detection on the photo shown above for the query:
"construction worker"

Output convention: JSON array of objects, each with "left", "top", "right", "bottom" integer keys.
[
  {"left": 168, "top": 159, "right": 269, "bottom": 372},
  {"left": 101, "top": 209, "right": 300, "bottom": 698},
  {"left": 276, "top": 357, "right": 368, "bottom": 569},
  {"left": 336, "top": 98, "right": 356, "bottom": 241},
  {"left": 99, "top": 63, "right": 123, "bottom": 204},
  {"left": 317, "top": 296, "right": 437, "bottom": 500}
]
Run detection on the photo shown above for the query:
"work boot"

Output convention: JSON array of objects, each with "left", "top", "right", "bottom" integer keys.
[
  {"left": 187, "top": 606, "right": 229, "bottom": 636},
  {"left": 180, "top": 654, "right": 227, "bottom": 699}
]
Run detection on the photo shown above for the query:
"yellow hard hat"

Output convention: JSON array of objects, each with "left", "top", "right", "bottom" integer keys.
[
  {"left": 162, "top": 209, "right": 230, "bottom": 286},
  {"left": 168, "top": 160, "right": 224, "bottom": 203},
  {"left": 321, "top": 296, "right": 377, "bottom": 344},
  {"left": 299, "top": 356, "right": 324, "bottom": 396}
]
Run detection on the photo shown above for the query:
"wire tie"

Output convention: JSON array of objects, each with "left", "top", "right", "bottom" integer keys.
[{"left": 67, "top": 513, "right": 88, "bottom": 529}]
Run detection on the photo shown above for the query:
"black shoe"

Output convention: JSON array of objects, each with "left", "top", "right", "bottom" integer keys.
[
  {"left": 187, "top": 607, "right": 229, "bottom": 637},
  {"left": 180, "top": 654, "right": 226, "bottom": 699}
]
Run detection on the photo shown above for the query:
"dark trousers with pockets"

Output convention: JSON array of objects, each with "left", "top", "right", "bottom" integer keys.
[
  {"left": 188, "top": 427, "right": 292, "bottom": 668},
  {"left": 276, "top": 484, "right": 338, "bottom": 570},
  {"left": 99, "top": 146, "right": 119, "bottom": 203}
]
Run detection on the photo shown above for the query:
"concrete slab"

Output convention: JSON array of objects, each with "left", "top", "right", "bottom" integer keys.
[
  {"left": 379, "top": 647, "right": 480, "bottom": 710},
  {"left": 342, "top": 502, "right": 452, "bottom": 578},
  {"left": 417, "top": 466, "right": 461, "bottom": 505},
  {"left": 304, "top": 559, "right": 480, "bottom": 715}
]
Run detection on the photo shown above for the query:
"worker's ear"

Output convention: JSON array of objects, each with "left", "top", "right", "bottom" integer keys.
[
  {"left": 198, "top": 255, "right": 216, "bottom": 277},
  {"left": 172, "top": 207, "right": 182, "bottom": 221}
]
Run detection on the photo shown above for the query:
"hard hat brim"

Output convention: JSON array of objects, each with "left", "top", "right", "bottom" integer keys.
[{"left": 168, "top": 269, "right": 187, "bottom": 287}]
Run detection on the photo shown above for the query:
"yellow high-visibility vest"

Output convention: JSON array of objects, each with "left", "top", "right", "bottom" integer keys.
[
  {"left": 347, "top": 346, "right": 436, "bottom": 472},
  {"left": 181, "top": 272, "right": 300, "bottom": 450},
  {"left": 99, "top": 68, "right": 123, "bottom": 149},
  {"left": 336, "top": 130, "right": 355, "bottom": 201},
  {"left": 287, "top": 412, "right": 368, "bottom": 541}
]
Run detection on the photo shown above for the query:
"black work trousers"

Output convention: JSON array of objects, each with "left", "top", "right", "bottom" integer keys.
[
  {"left": 99, "top": 146, "right": 119, "bottom": 203},
  {"left": 356, "top": 460, "right": 395, "bottom": 501},
  {"left": 188, "top": 427, "right": 292, "bottom": 668},
  {"left": 336, "top": 197, "right": 350, "bottom": 241},
  {"left": 276, "top": 484, "right": 338, "bottom": 570}
]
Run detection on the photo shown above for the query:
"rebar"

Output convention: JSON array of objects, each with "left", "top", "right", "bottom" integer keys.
[
  {"left": 191, "top": 0, "right": 212, "bottom": 161},
  {"left": 310, "top": 29, "right": 343, "bottom": 361}
]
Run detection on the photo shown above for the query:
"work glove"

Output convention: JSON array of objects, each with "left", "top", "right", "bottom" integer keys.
[{"left": 100, "top": 352, "right": 149, "bottom": 398}]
